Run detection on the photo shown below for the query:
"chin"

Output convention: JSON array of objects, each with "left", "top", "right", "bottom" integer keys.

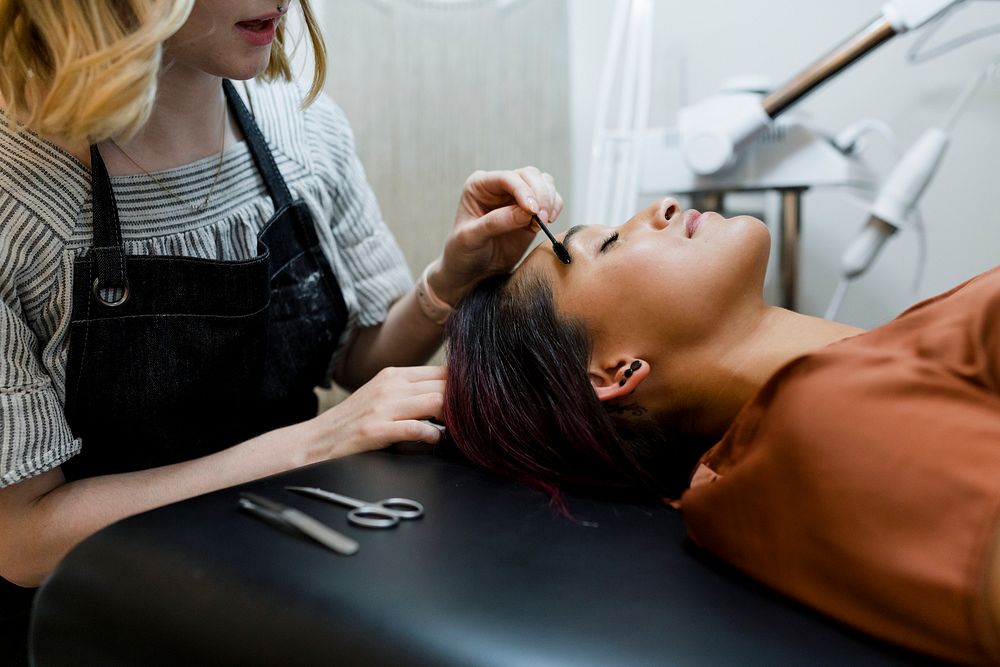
[
  {"left": 226, "top": 57, "right": 272, "bottom": 81},
  {"left": 716, "top": 214, "right": 771, "bottom": 289},
  {"left": 204, "top": 45, "right": 273, "bottom": 81},
  {"left": 744, "top": 217, "right": 772, "bottom": 288},
  {"left": 732, "top": 214, "right": 770, "bottom": 250}
]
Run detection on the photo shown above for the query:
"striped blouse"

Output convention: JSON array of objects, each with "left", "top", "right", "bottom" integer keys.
[{"left": 0, "top": 78, "right": 413, "bottom": 487}]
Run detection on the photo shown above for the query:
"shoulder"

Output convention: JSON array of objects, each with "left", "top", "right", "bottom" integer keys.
[
  {"left": 302, "top": 89, "right": 355, "bottom": 146},
  {"left": 294, "top": 83, "right": 359, "bottom": 170},
  {"left": 0, "top": 193, "right": 67, "bottom": 292},
  {"left": 891, "top": 265, "right": 1000, "bottom": 321},
  {"left": 851, "top": 264, "right": 1000, "bottom": 363},
  {"left": 239, "top": 77, "right": 357, "bottom": 178},
  {"left": 242, "top": 77, "right": 355, "bottom": 147},
  {"left": 0, "top": 115, "right": 87, "bottom": 248}
]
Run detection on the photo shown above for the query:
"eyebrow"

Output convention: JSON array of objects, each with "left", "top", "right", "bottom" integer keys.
[{"left": 561, "top": 225, "right": 588, "bottom": 253}]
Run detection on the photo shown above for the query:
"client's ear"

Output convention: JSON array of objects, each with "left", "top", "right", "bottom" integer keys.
[{"left": 589, "top": 358, "right": 650, "bottom": 402}]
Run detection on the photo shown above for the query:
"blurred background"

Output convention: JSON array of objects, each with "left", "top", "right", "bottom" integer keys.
[{"left": 295, "top": 0, "right": 999, "bottom": 334}]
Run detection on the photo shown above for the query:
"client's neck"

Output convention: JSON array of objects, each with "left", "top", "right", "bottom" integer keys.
[{"left": 688, "top": 306, "right": 864, "bottom": 440}]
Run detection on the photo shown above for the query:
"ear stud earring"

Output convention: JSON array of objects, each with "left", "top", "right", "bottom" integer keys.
[
  {"left": 277, "top": 2, "right": 286, "bottom": 12},
  {"left": 619, "top": 360, "right": 642, "bottom": 387}
]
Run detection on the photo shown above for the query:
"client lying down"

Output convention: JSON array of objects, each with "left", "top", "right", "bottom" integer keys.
[{"left": 443, "top": 198, "right": 1000, "bottom": 666}]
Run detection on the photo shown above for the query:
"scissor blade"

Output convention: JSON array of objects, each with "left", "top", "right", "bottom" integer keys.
[
  {"left": 285, "top": 486, "right": 365, "bottom": 509},
  {"left": 282, "top": 508, "right": 360, "bottom": 556}
]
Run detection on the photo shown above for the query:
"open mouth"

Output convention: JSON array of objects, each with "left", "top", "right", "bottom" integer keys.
[
  {"left": 235, "top": 16, "right": 278, "bottom": 45},
  {"left": 237, "top": 18, "right": 275, "bottom": 31}
]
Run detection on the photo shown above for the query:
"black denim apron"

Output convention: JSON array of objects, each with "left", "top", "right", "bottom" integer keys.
[
  {"left": 5, "top": 80, "right": 349, "bottom": 662},
  {"left": 61, "top": 80, "right": 349, "bottom": 478}
]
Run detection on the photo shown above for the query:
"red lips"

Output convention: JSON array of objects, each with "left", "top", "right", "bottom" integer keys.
[
  {"left": 684, "top": 209, "right": 701, "bottom": 238},
  {"left": 235, "top": 13, "right": 281, "bottom": 47}
]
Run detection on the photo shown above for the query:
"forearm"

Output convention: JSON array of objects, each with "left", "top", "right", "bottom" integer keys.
[
  {"left": 2, "top": 421, "right": 324, "bottom": 587},
  {"left": 338, "top": 166, "right": 564, "bottom": 389},
  {"left": 335, "top": 285, "right": 445, "bottom": 389}
]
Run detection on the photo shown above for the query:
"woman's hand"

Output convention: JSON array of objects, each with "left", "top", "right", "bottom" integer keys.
[
  {"left": 430, "top": 167, "right": 564, "bottom": 305},
  {"left": 304, "top": 366, "right": 446, "bottom": 460}
]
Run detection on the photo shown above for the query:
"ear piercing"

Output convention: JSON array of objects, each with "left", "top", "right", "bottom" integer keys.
[
  {"left": 277, "top": 2, "right": 286, "bottom": 12},
  {"left": 619, "top": 360, "right": 642, "bottom": 386}
]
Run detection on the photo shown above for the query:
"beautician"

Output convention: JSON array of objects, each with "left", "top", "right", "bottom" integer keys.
[{"left": 0, "top": 0, "right": 562, "bottom": 659}]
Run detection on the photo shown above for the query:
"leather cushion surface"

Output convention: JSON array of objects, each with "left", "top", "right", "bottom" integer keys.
[{"left": 31, "top": 451, "right": 945, "bottom": 666}]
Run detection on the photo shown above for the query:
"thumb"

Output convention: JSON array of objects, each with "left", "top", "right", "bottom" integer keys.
[{"left": 468, "top": 204, "right": 535, "bottom": 241}]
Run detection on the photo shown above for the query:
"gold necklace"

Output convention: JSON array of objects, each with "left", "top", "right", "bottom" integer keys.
[{"left": 109, "top": 102, "right": 227, "bottom": 212}]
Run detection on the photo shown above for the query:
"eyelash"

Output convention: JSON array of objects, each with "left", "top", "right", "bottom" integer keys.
[{"left": 599, "top": 231, "right": 620, "bottom": 253}]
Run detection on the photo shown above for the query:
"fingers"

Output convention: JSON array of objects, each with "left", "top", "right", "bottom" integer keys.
[
  {"left": 409, "top": 378, "right": 446, "bottom": 395},
  {"left": 391, "top": 419, "right": 445, "bottom": 445},
  {"left": 391, "top": 393, "right": 444, "bottom": 422},
  {"left": 455, "top": 204, "right": 534, "bottom": 246},
  {"left": 371, "top": 367, "right": 444, "bottom": 422},
  {"left": 313, "top": 365, "right": 451, "bottom": 458},
  {"left": 514, "top": 167, "right": 557, "bottom": 223},
  {"left": 374, "top": 365, "right": 446, "bottom": 383},
  {"left": 357, "top": 418, "right": 443, "bottom": 452},
  {"left": 513, "top": 167, "right": 562, "bottom": 223},
  {"left": 465, "top": 170, "right": 539, "bottom": 214},
  {"left": 371, "top": 394, "right": 445, "bottom": 447},
  {"left": 466, "top": 167, "right": 564, "bottom": 223}
]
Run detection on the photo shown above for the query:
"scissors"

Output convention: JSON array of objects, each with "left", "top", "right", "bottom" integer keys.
[{"left": 285, "top": 486, "right": 424, "bottom": 528}]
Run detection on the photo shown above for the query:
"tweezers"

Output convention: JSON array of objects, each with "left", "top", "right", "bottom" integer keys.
[{"left": 239, "top": 492, "right": 359, "bottom": 556}]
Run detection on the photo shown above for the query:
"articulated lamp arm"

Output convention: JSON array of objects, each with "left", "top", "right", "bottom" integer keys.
[{"left": 678, "top": 0, "right": 964, "bottom": 175}]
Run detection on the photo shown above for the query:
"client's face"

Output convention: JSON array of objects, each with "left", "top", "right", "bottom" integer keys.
[{"left": 520, "top": 198, "right": 770, "bottom": 357}]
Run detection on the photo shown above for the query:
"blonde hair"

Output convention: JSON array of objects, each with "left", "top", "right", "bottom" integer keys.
[{"left": 0, "top": 0, "right": 327, "bottom": 146}]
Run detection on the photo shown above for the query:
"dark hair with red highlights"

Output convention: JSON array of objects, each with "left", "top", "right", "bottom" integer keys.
[{"left": 443, "top": 271, "right": 711, "bottom": 505}]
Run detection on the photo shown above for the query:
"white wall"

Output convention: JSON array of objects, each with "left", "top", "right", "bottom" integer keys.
[
  {"left": 569, "top": 0, "right": 1000, "bottom": 327},
  {"left": 321, "top": 0, "right": 570, "bottom": 278}
]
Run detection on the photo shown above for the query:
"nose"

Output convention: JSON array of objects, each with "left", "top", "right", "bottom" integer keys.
[{"left": 648, "top": 197, "right": 679, "bottom": 230}]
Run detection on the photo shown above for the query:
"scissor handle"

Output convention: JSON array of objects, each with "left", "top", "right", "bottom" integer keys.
[
  {"left": 372, "top": 497, "right": 424, "bottom": 519},
  {"left": 284, "top": 487, "right": 424, "bottom": 522},
  {"left": 347, "top": 505, "right": 400, "bottom": 529}
]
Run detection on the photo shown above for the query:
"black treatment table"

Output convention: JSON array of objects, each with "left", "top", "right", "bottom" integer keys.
[{"left": 30, "top": 450, "right": 946, "bottom": 666}]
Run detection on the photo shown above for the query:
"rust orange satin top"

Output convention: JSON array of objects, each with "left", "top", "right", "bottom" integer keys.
[{"left": 681, "top": 266, "right": 1000, "bottom": 666}]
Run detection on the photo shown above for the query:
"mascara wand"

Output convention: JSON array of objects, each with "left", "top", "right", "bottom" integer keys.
[{"left": 532, "top": 214, "right": 572, "bottom": 264}]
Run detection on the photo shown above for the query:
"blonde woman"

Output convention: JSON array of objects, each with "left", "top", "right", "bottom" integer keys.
[{"left": 0, "top": 0, "right": 563, "bottom": 658}]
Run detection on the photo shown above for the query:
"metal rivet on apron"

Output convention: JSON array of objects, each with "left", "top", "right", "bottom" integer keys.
[{"left": 92, "top": 277, "right": 130, "bottom": 307}]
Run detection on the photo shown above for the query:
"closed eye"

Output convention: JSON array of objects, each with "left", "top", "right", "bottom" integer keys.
[{"left": 599, "top": 231, "right": 620, "bottom": 253}]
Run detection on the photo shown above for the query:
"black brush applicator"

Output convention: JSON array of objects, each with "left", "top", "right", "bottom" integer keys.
[{"left": 532, "top": 214, "right": 572, "bottom": 264}]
